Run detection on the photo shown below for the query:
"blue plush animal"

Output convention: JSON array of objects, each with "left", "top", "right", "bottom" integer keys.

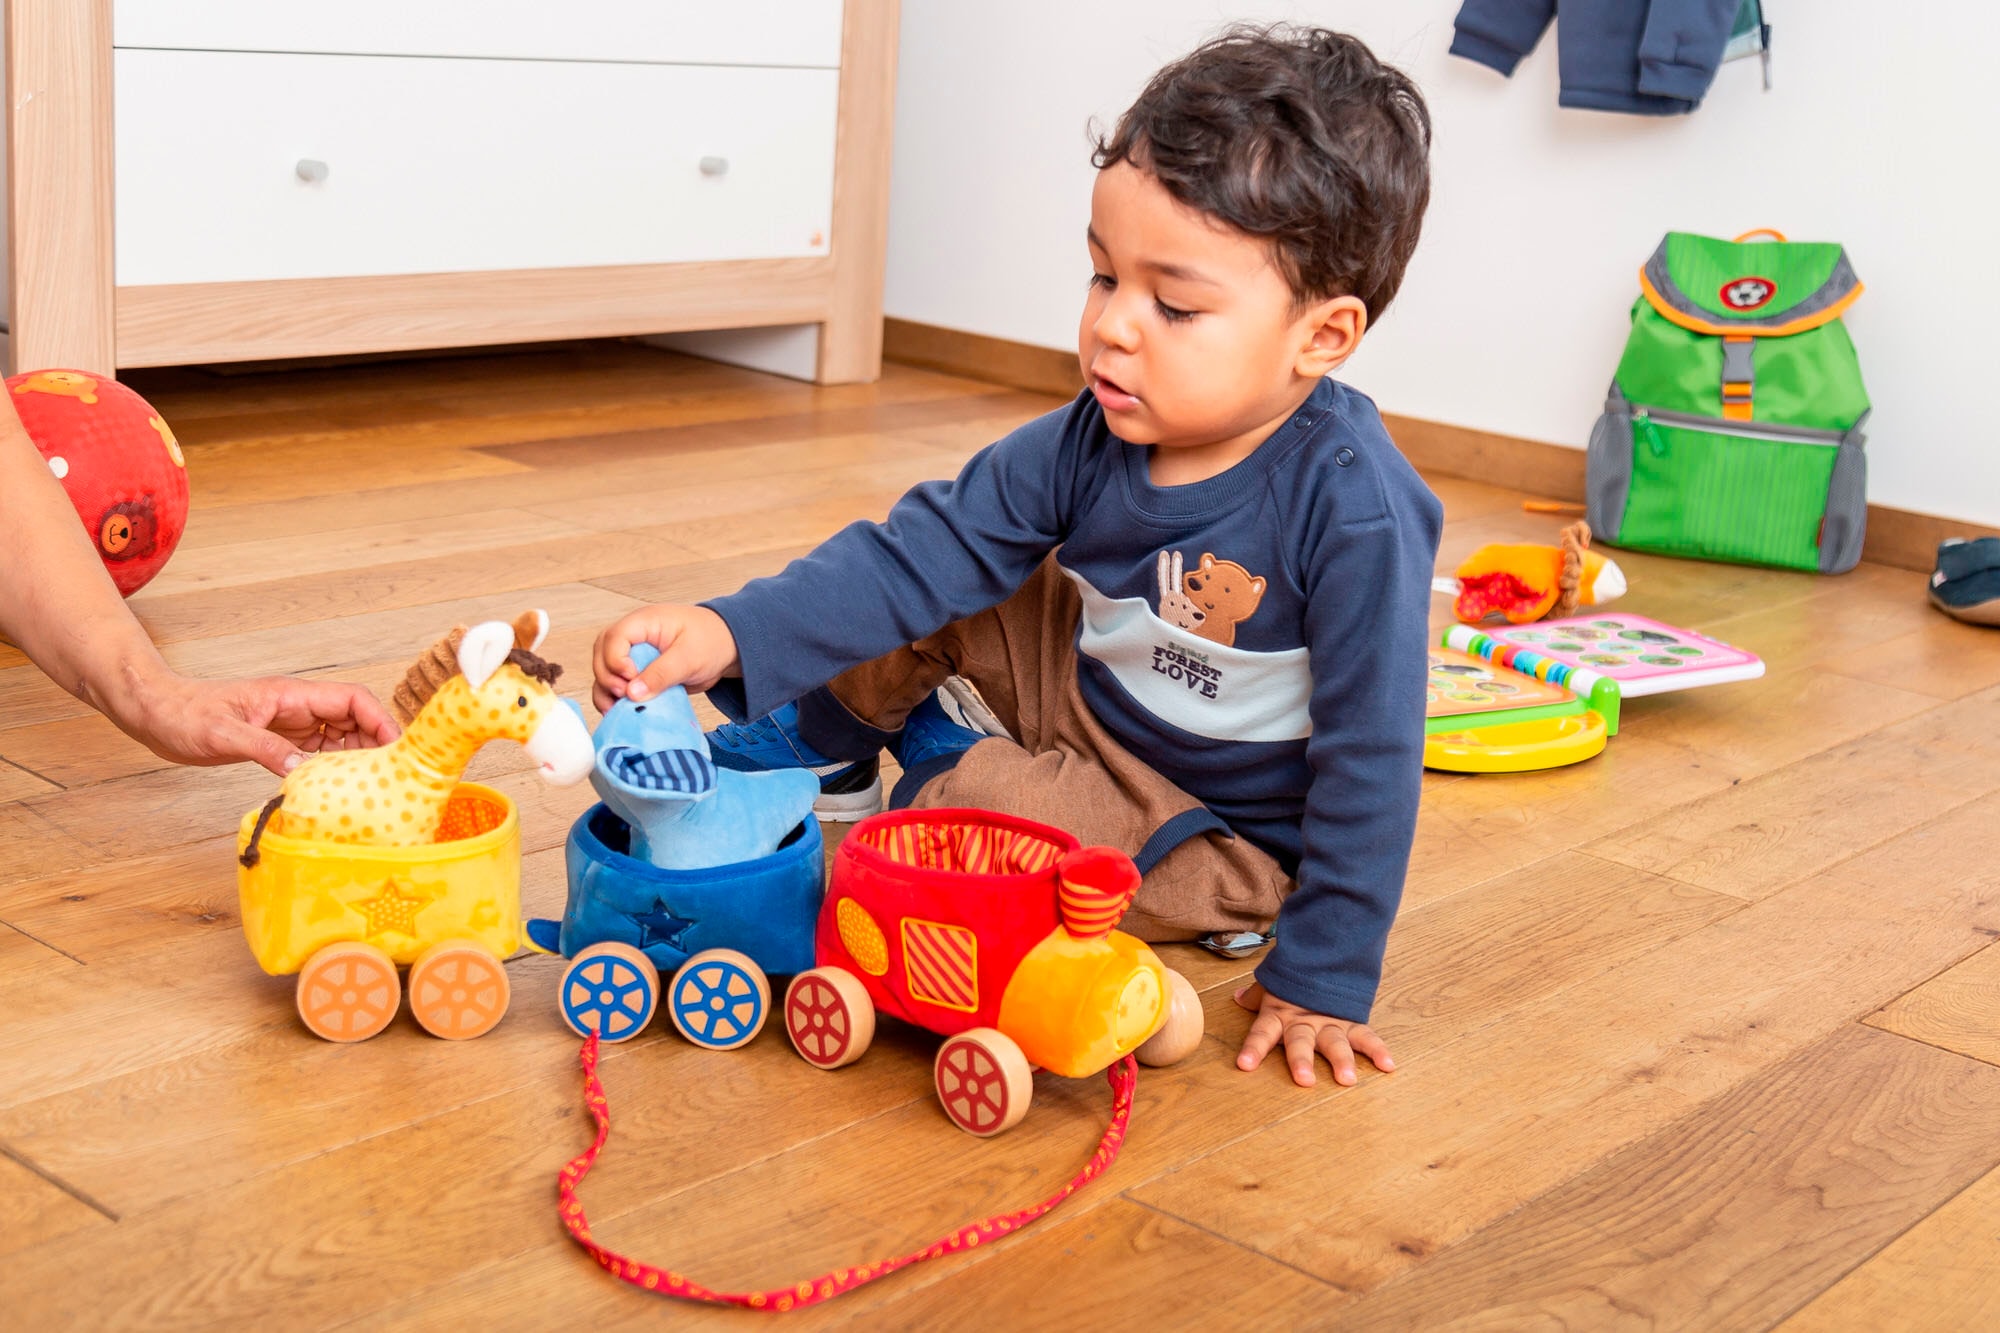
[{"left": 588, "top": 645, "right": 820, "bottom": 870}]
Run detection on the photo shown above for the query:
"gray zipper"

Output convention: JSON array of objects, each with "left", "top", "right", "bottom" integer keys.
[{"left": 1632, "top": 405, "right": 1845, "bottom": 447}]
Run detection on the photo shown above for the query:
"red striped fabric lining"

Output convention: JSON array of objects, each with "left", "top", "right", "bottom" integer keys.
[{"left": 854, "top": 820, "right": 1065, "bottom": 876}]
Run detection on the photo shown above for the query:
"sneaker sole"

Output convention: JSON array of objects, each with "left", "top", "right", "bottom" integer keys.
[
  {"left": 812, "top": 774, "right": 884, "bottom": 823},
  {"left": 1930, "top": 593, "right": 2000, "bottom": 627}
]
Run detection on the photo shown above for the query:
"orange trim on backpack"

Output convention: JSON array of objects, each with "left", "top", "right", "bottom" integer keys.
[
  {"left": 1638, "top": 268, "right": 1864, "bottom": 338},
  {"left": 1721, "top": 403, "right": 1755, "bottom": 421}
]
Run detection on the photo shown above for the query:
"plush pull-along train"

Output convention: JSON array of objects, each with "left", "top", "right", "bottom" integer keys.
[
  {"left": 552, "top": 800, "right": 1206, "bottom": 1311},
  {"left": 235, "top": 611, "right": 592, "bottom": 1041}
]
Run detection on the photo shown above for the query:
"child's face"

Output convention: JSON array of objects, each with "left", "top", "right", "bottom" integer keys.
[{"left": 1079, "top": 163, "right": 1361, "bottom": 467}]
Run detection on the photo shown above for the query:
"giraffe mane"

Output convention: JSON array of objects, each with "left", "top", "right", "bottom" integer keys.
[{"left": 389, "top": 612, "right": 552, "bottom": 726}]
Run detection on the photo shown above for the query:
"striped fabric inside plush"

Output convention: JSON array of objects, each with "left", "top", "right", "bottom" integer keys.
[
  {"left": 601, "top": 746, "right": 717, "bottom": 796},
  {"left": 855, "top": 819, "right": 1065, "bottom": 876}
]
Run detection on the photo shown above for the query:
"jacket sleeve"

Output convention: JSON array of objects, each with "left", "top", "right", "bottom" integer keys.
[
  {"left": 1636, "top": 0, "right": 1744, "bottom": 103},
  {"left": 1252, "top": 463, "right": 1443, "bottom": 1024},
  {"left": 1448, "top": 0, "right": 1556, "bottom": 77},
  {"left": 700, "top": 395, "right": 1094, "bottom": 719}
]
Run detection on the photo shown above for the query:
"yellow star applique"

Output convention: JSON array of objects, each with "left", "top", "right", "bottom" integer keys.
[{"left": 352, "top": 879, "right": 437, "bottom": 940}]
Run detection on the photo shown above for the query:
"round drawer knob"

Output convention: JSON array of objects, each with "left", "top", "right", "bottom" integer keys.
[
  {"left": 698, "top": 156, "right": 729, "bottom": 177},
  {"left": 295, "top": 159, "right": 330, "bottom": 183}
]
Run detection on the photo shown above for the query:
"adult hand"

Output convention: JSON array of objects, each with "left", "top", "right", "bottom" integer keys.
[{"left": 127, "top": 672, "right": 400, "bottom": 776}]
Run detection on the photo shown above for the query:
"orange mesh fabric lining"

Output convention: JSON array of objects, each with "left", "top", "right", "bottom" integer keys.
[
  {"left": 434, "top": 792, "right": 507, "bottom": 843},
  {"left": 853, "top": 819, "right": 1065, "bottom": 876}
]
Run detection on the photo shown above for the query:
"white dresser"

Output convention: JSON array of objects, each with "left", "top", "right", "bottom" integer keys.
[{"left": 5, "top": 0, "right": 897, "bottom": 381}]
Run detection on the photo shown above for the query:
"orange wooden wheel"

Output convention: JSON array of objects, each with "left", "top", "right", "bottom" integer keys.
[
  {"left": 1136, "top": 968, "right": 1204, "bottom": 1067},
  {"left": 784, "top": 967, "right": 876, "bottom": 1069},
  {"left": 296, "top": 940, "right": 400, "bottom": 1043},
  {"left": 407, "top": 940, "right": 511, "bottom": 1040},
  {"left": 934, "top": 1028, "right": 1033, "bottom": 1136}
]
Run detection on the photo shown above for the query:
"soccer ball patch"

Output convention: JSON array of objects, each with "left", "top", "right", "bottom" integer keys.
[{"left": 1720, "top": 277, "right": 1776, "bottom": 311}]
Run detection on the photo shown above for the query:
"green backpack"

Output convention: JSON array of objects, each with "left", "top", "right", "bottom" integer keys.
[{"left": 1586, "top": 229, "right": 1870, "bottom": 573}]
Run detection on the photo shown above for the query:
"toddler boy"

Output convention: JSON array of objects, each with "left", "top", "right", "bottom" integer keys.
[{"left": 594, "top": 25, "right": 1443, "bottom": 1088}]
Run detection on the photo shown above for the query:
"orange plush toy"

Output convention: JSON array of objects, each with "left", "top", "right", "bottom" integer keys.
[{"left": 1444, "top": 521, "right": 1627, "bottom": 625}]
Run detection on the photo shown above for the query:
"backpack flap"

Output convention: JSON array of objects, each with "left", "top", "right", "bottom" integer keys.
[{"left": 1639, "top": 230, "right": 1862, "bottom": 338}]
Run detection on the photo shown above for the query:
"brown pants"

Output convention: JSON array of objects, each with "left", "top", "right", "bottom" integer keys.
[{"left": 809, "top": 559, "right": 1292, "bottom": 941}]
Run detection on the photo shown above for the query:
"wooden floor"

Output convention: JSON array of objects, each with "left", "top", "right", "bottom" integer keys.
[{"left": 3, "top": 342, "right": 1998, "bottom": 1330}]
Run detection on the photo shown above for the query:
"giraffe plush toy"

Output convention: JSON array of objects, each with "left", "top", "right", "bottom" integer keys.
[{"left": 239, "top": 611, "right": 593, "bottom": 866}]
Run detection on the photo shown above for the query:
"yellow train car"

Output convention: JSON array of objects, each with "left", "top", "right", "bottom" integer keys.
[{"left": 235, "top": 783, "right": 521, "bottom": 1042}]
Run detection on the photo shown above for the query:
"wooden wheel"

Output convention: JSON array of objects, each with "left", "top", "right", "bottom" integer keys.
[
  {"left": 407, "top": 940, "right": 511, "bottom": 1040},
  {"left": 296, "top": 940, "right": 400, "bottom": 1043},
  {"left": 560, "top": 942, "right": 660, "bottom": 1042},
  {"left": 1136, "top": 968, "right": 1204, "bottom": 1067},
  {"left": 667, "top": 949, "right": 769, "bottom": 1051},
  {"left": 784, "top": 967, "right": 876, "bottom": 1069},
  {"left": 934, "top": 1028, "right": 1032, "bottom": 1137}
]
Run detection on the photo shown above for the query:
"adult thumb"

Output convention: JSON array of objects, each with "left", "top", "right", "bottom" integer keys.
[{"left": 241, "top": 725, "right": 306, "bottom": 777}]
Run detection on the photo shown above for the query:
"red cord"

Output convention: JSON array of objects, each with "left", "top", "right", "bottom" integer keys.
[{"left": 556, "top": 1032, "right": 1138, "bottom": 1311}]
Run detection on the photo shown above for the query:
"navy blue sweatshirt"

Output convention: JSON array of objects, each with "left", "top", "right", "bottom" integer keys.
[
  {"left": 704, "top": 378, "right": 1443, "bottom": 1022},
  {"left": 1451, "top": 0, "right": 1744, "bottom": 114}
]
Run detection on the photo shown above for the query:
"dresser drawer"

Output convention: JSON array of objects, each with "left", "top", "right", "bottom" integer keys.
[
  {"left": 114, "top": 49, "right": 839, "bottom": 286},
  {"left": 113, "top": 0, "right": 844, "bottom": 69}
]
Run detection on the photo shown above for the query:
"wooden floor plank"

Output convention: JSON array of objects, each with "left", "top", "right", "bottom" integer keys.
[
  {"left": 1820, "top": 615, "right": 2000, "bottom": 701},
  {"left": 1866, "top": 939, "right": 2000, "bottom": 1070},
  {"left": 145, "top": 508, "right": 596, "bottom": 597},
  {"left": 0, "top": 921, "right": 79, "bottom": 988},
  {"left": 1337, "top": 1024, "right": 2000, "bottom": 1332},
  {"left": 0, "top": 758, "right": 60, "bottom": 802},
  {"left": 0, "top": 1152, "right": 110, "bottom": 1260},
  {"left": 1586, "top": 685, "right": 2000, "bottom": 900},
  {"left": 129, "top": 527, "right": 693, "bottom": 653},
  {"left": 1778, "top": 1163, "right": 2000, "bottom": 1333},
  {"left": 1126, "top": 792, "right": 2000, "bottom": 1305}
]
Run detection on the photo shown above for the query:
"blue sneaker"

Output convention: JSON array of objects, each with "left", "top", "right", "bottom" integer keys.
[
  {"left": 1931, "top": 537, "right": 2000, "bottom": 627},
  {"left": 706, "top": 702, "right": 884, "bottom": 823},
  {"left": 893, "top": 677, "right": 1009, "bottom": 770}
]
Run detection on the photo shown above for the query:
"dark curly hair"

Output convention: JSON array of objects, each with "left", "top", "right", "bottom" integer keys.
[{"left": 1092, "top": 25, "right": 1432, "bottom": 320}]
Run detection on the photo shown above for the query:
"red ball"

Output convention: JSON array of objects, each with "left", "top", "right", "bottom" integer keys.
[{"left": 9, "top": 369, "right": 189, "bottom": 596}]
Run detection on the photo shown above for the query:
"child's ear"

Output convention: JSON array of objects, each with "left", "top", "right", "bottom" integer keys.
[{"left": 1295, "top": 295, "right": 1368, "bottom": 378}]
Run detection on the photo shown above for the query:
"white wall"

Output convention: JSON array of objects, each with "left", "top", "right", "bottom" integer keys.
[{"left": 884, "top": 1, "right": 2000, "bottom": 526}]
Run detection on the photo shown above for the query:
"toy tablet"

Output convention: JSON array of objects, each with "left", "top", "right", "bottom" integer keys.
[
  {"left": 1424, "top": 644, "right": 1619, "bottom": 772},
  {"left": 1452, "top": 614, "right": 1763, "bottom": 697},
  {"left": 1426, "top": 711, "right": 1608, "bottom": 773}
]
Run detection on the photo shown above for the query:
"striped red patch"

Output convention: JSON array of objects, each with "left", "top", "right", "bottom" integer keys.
[{"left": 902, "top": 917, "right": 978, "bottom": 1011}]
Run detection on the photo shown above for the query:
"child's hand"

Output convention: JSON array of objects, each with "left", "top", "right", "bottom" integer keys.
[
  {"left": 1233, "top": 982, "right": 1395, "bottom": 1088},
  {"left": 592, "top": 604, "right": 740, "bottom": 714},
  {"left": 130, "top": 674, "right": 400, "bottom": 776}
]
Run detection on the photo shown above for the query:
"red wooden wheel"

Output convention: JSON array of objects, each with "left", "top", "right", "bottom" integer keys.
[
  {"left": 934, "top": 1028, "right": 1032, "bottom": 1136},
  {"left": 784, "top": 967, "right": 875, "bottom": 1069}
]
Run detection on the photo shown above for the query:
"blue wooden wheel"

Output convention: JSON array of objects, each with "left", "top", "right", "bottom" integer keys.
[
  {"left": 560, "top": 942, "right": 659, "bottom": 1042},
  {"left": 667, "top": 948, "right": 770, "bottom": 1051}
]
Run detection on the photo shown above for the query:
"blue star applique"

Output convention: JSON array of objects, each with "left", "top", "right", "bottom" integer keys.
[{"left": 631, "top": 904, "right": 698, "bottom": 953}]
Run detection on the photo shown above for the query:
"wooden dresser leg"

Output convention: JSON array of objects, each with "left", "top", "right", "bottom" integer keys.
[
  {"left": 816, "top": 0, "right": 898, "bottom": 385},
  {"left": 5, "top": 0, "right": 116, "bottom": 376}
]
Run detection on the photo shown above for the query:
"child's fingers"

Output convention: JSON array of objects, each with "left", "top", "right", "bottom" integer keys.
[
  {"left": 1235, "top": 1004, "right": 1284, "bottom": 1072},
  {"left": 1232, "top": 982, "right": 1266, "bottom": 1014},
  {"left": 1345, "top": 1023, "right": 1395, "bottom": 1073},
  {"left": 1284, "top": 1023, "right": 1325, "bottom": 1088},
  {"left": 1313, "top": 1027, "right": 1358, "bottom": 1087}
]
